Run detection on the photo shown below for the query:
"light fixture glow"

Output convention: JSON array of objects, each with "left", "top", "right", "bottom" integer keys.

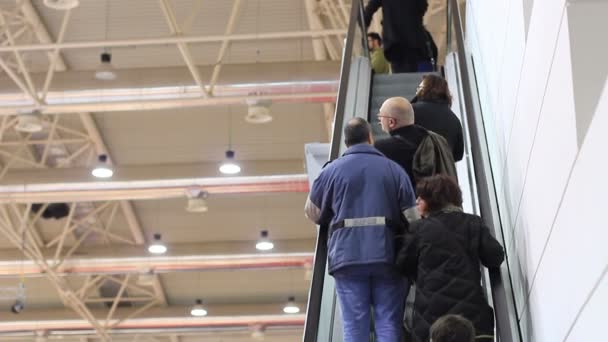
[
  {"left": 91, "top": 154, "right": 113, "bottom": 178},
  {"left": 219, "top": 150, "right": 241, "bottom": 174},
  {"left": 190, "top": 299, "right": 207, "bottom": 317},
  {"left": 283, "top": 296, "right": 300, "bottom": 314},
  {"left": 95, "top": 52, "right": 117, "bottom": 81},
  {"left": 255, "top": 230, "right": 274, "bottom": 251},
  {"left": 147, "top": 233, "right": 167, "bottom": 254}
]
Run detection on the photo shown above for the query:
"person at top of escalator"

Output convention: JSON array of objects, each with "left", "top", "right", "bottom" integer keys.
[
  {"left": 396, "top": 175, "right": 504, "bottom": 342},
  {"left": 374, "top": 97, "right": 457, "bottom": 190},
  {"left": 364, "top": 0, "right": 436, "bottom": 73},
  {"left": 304, "top": 117, "right": 417, "bottom": 342},
  {"left": 368, "top": 32, "right": 390, "bottom": 74},
  {"left": 412, "top": 74, "right": 465, "bottom": 161}
]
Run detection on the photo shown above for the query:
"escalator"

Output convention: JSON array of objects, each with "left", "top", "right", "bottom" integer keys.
[{"left": 302, "top": 0, "right": 522, "bottom": 341}]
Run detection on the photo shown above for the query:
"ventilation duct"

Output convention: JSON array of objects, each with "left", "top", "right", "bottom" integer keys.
[
  {"left": 43, "top": 0, "right": 80, "bottom": 10},
  {"left": 246, "top": 98, "right": 273, "bottom": 124}
]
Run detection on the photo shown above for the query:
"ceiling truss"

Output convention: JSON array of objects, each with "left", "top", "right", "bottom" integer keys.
[{"left": 0, "top": 0, "right": 347, "bottom": 340}]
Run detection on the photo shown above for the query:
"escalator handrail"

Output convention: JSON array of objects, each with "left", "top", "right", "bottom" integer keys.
[
  {"left": 302, "top": 1, "right": 367, "bottom": 341},
  {"left": 446, "top": 0, "right": 523, "bottom": 341}
]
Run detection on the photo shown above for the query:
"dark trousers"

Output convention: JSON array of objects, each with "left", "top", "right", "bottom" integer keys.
[
  {"left": 391, "top": 60, "right": 419, "bottom": 73},
  {"left": 389, "top": 47, "right": 428, "bottom": 73}
]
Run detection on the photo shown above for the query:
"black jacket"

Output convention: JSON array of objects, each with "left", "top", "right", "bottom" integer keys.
[
  {"left": 374, "top": 125, "right": 428, "bottom": 190},
  {"left": 364, "top": 0, "right": 429, "bottom": 62},
  {"left": 397, "top": 210, "right": 505, "bottom": 342},
  {"left": 413, "top": 100, "right": 465, "bottom": 161}
]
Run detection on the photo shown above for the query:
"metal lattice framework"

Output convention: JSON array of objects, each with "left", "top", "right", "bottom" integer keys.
[
  {"left": 0, "top": 0, "right": 448, "bottom": 340},
  {"left": 0, "top": 1, "right": 346, "bottom": 341}
]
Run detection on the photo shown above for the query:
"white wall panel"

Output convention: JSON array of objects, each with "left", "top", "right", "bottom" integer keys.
[
  {"left": 524, "top": 79, "right": 608, "bottom": 341},
  {"left": 466, "top": 0, "right": 608, "bottom": 340},
  {"left": 514, "top": 15, "right": 577, "bottom": 302},
  {"left": 564, "top": 270, "right": 608, "bottom": 342},
  {"left": 502, "top": 0, "right": 566, "bottom": 229},
  {"left": 495, "top": 0, "right": 526, "bottom": 169}
]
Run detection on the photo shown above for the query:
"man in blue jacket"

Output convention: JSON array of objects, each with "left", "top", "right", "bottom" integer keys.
[{"left": 305, "top": 117, "right": 417, "bottom": 342}]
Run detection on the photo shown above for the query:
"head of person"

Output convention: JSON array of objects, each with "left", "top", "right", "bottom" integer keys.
[
  {"left": 416, "top": 74, "right": 453, "bottom": 106},
  {"left": 430, "top": 314, "right": 475, "bottom": 342},
  {"left": 415, "top": 174, "right": 462, "bottom": 217},
  {"left": 377, "top": 97, "right": 415, "bottom": 133},
  {"left": 367, "top": 32, "right": 382, "bottom": 51},
  {"left": 344, "top": 117, "right": 373, "bottom": 147}
]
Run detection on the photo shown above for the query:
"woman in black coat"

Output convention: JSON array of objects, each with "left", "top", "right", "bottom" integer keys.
[
  {"left": 397, "top": 175, "right": 504, "bottom": 342},
  {"left": 413, "top": 74, "right": 465, "bottom": 161}
]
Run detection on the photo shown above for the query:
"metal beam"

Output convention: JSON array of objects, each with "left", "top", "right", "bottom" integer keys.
[
  {"left": 0, "top": 29, "right": 346, "bottom": 53},
  {"left": 0, "top": 91, "right": 337, "bottom": 115},
  {"left": 1, "top": 160, "right": 303, "bottom": 185},
  {"left": 0, "top": 61, "right": 340, "bottom": 115},
  {"left": 18, "top": 0, "right": 68, "bottom": 71},
  {"left": 0, "top": 174, "right": 309, "bottom": 203},
  {"left": 304, "top": 0, "right": 337, "bottom": 139},
  {"left": 207, "top": 0, "right": 242, "bottom": 95},
  {"left": 0, "top": 241, "right": 314, "bottom": 277},
  {"left": 158, "top": 0, "right": 210, "bottom": 98},
  {"left": 0, "top": 311, "right": 304, "bottom": 338}
]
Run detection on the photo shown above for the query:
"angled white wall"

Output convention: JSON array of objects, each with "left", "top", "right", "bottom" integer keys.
[{"left": 466, "top": 0, "right": 608, "bottom": 340}]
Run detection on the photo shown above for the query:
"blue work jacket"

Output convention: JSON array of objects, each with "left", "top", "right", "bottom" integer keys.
[{"left": 309, "top": 143, "right": 416, "bottom": 274}]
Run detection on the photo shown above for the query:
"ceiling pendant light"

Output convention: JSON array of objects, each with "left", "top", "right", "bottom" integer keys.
[
  {"left": 147, "top": 233, "right": 167, "bottom": 254},
  {"left": 255, "top": 230, "right": 274, "bottom": 251},
  {"left": 219, "top": 150, "right": 241, "bottom": 175},
  {"left": 219, "top": 111, "right": 241, "bottom": 174},
  {"left": 283, "top": 296, "right": 300, "bottom": 314},
  {"left": 95, "top": 51, "right": 117, "bottom": 81},
  {"left": 190, "top": 299, "right": 208, "bottom": 317},
  {"left": 91, "top": 154, "right": 113, "bottom": 178}
]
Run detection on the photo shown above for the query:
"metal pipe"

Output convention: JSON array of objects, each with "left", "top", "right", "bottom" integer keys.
[
  {"left": 158, "top": 0, "right": 209, "bottom": 98},
  {"left": 0, "top": 80, "right": 339, "bottom": 115},
  {"left": 0, "top": 314, "right": 305, "bottom": 335},
  {"left": 0, "top": 251, "right": 314, "bottom": 277},
  {"left": 0, "top": 174, "right": 309, "bottom": 203},
  {"left": 19, "top": 0, "right": 68, "bottom": 71},
  {"left": 40, "top": 8, "right": 72, "bottom": 100},
  {"left": 0, "top": 29, "right": 346, "bottom": 53},
  {"left": 207, "top": 0, "right": 243, "bottom": 95}
]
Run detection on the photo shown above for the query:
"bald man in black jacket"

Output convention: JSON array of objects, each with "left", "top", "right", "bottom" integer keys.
[{"left": 364, "top": 0, "right": 431, "bottom": 73}]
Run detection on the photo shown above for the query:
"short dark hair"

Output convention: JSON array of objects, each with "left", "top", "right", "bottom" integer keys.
[
  {"left": 367, "top": 32, "right": 382, "bottom": 45},
  {"left": 416, "top": 174, "right": 462, "bottom": 212},
  {"left": 344, "top": 117, "right": 371, "bottom": 147},
  {"left": 430, "top": 315, "right": 475, "bottom": 342},
  {"left": 418, "top": 74, "right": 453, "bottom": 106}
]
